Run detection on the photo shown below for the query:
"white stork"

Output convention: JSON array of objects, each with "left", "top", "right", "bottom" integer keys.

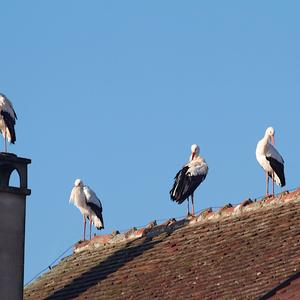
[
  {"left": 170, "top": 144, "right": 208, "bottom": 215},
  {"left": 256, "top": 127, "right": 285, "bottom": 197},
  {"left": 70, "top": 179, "right": 104, "bottom": 240},
  {"left": 0, "top": 93, "right": 17, "bottom": 152}
]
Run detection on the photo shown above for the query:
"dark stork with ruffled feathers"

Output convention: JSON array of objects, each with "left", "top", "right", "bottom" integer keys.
[
  {"left": 256, "top": 126, "right": 285, "bottom": 197},
  {"left": 170, "top": 144, "right": 208, "bottom": 215},
  {"left": 70, "top": 179, "right": 104, "bottom": 240},
  {"left": 0, "top": 93, "right": 17, "bottom": 152}
]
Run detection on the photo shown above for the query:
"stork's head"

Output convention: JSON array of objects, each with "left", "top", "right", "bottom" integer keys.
[
  {"left": 265, "top": 126, "right": 275, "bottom": 145},
  {"left": 74, "top": 178, "right": 83, "bottom": 187},
  {"left": 191, "top": 144, "right": 200, "bottom": 160}
]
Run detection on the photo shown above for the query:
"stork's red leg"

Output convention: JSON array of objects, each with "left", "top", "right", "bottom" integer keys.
[
  {"left": 187, "top": 198, "right": 190, "bottom": 216},
  {"left": 272, "top": 172, "right": 275, "bottom": 196},
  {"left": 83, "top": 216, "right": 86, "bottom": 241},
  {"left": 191, "top": 193, "right": 195, "bottom": 216},
  {"left": 89, "top": 219, "right": 92, "bottom": 240},
  {"left": 265, "top": 172, "right": 269, "bottom": 197}
]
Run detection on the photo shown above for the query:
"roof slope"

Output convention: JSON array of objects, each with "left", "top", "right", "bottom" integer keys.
[{"left": 25, "top": 189, "right": 300, "bottom": 300}]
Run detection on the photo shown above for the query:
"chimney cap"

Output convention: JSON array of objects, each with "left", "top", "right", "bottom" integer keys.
[
  {"left": 0, "top": 153, "right": 31, "bottom": 195},
  {"left": 0, "top": 152, "right": 31, "bottom": 165}
]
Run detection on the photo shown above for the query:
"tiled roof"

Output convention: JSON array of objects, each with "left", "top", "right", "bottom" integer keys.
[{"left": 24, "top": 188, "right": 300, "bottom": 300}]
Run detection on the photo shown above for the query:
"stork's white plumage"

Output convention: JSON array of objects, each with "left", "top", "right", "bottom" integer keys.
[
  {"left": 256, "top": 127, "right": 285, "bottom": 197},
  {"left": 70, "top": 179, "right": 104, "bottom": 240},
  {"left": 170, "top": 144, "right": 208, "bottom": 215},
  {"left": 0, "top": 93, "right": 17, "bottom": 152}
]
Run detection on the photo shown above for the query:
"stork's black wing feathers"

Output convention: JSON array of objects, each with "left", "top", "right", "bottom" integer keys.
[
  {"left": 170, "top": 166, "right": 189, "bottom": 202},
  {"left": 86, "top": 202, "right": 104, "bottom": 229},
  {"left": 12, "top": 107, "right": 17, "bottom": 120},
  {"left": 170, "top": 166, "right": 206, "bottom": 204},
  {"left": 1, "top": 111, "right": 16, "bottom": 143},
  {"left": 266, "top": 156, "right": 286, "bottom": 187}
]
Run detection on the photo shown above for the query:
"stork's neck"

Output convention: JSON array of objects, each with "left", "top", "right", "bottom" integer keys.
[
  {"left": 257, "top": 134, "right": 271, "bottom": 154},
  {"left": 262, "top": 133, "right": 271, "bottom": 145}
]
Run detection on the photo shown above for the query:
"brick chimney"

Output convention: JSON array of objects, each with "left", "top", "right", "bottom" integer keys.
[{"left": 0, "top": 153, "right": 31, "bottom": 300}]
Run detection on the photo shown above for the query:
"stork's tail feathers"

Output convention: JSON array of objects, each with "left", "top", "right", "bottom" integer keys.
[
  {"left": 92, "top": 215, "right": 104, "bottom": 230},
  {"left": 266, "top": 157, "right": 285, "bottom": 188},
  {"left": 275, "top": 173, "right": 286, "bottom": 187}
]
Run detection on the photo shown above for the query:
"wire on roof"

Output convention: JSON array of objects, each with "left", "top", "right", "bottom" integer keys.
[{"left": 24, "top": 244, "right": 74, "bottom": 287}]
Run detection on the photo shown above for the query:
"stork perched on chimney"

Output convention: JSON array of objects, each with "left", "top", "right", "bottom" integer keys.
[{"left": 0, "top": 93, "right": 17, "bottom": 152}]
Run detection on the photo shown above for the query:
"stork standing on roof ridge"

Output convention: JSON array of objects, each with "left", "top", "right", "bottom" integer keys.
[
  {"left": 0, "top": 93, "right": 17, "bottom": 152},
  {"left": 256, "top": 127, "right": 285, "bottom": 197},
  {"left": 170, "top": 144, "right": 208, "bottom": 216},
  {"left": 70, "top": 179, "right": 104, "bottom": 240}
]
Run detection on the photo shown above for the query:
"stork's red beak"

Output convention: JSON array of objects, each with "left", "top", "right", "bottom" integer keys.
[
  {"left": 271, "top": 135, "right": 275, "bottom": 145},
  {"left": 191, "top": 152, "right": 196, "bottom": 160}
]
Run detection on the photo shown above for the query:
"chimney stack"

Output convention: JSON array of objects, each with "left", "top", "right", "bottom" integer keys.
[{"left": 0, "top": 153, "right": 31, "bottom": 299}]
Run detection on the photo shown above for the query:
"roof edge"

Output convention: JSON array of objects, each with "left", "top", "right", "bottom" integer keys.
[{"left": 258, "top": 269, "right": 300, "bottom": 299}]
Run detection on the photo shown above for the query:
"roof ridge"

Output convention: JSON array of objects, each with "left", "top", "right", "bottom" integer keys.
[{"left": 74, "top": 187, "right": 300, "bottom": 253}]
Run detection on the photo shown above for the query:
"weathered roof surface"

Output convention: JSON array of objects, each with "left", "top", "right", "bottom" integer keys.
[{"left": 24, "top": 188, "right": 300, "bottom": 300}]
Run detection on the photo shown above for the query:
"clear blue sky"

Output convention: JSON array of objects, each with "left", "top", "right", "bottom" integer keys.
[{"left": 1, "top": 1, "right": 299, "bottom": 284}]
